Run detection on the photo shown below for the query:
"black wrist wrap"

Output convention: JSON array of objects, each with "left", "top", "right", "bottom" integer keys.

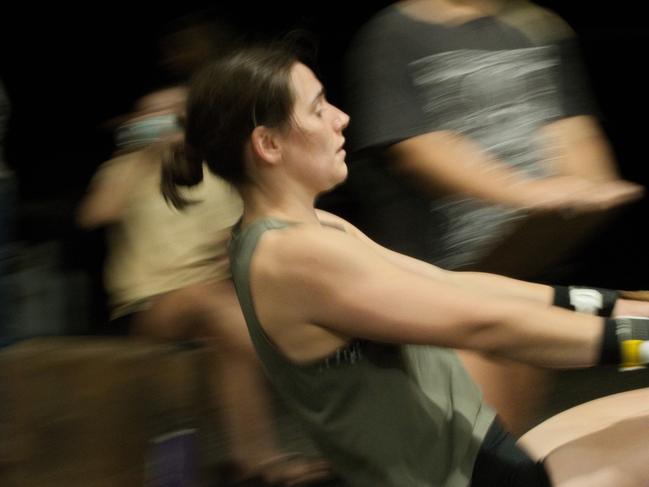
[
  {"left": 599, "top": 319, "right": 621, "bottom": 365},
  {"left": 553, "top": 286, "right": 619, "bottom": 317}
]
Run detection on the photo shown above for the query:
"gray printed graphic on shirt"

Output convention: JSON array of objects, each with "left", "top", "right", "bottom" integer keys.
[{"left": 408, "top": 46, "right": 564, "bottom": 268}]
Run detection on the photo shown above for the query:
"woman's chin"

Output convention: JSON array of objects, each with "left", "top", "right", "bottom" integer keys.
[{"left": 333, "top": 164, "right": 349, "bottom": 186}]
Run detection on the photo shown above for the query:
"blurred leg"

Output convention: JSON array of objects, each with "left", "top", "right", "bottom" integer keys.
[{"left": 457, "top": 350, "right": 552, "bottom": 436}]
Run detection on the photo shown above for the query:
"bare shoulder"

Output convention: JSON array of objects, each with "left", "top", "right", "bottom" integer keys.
[
  {"left": 252, "top": 219, "right": 382, "bottom": 288},
  {"left": 315, "top": 209, "right": 368, "bottom": 240},
  {"left": 315, "top": 209, "right": 351, "bottom": 230},
  {"left": 255, "top": 220, "right": 362, "bottom": 264}
]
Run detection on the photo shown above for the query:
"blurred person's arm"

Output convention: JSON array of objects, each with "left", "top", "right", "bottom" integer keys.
[
  {"left": 388, "top": 130, "right": 642, "bottom": 212},
  {"left": 542, "top": 115, "right": 620, "bottom": 181},
  {"left": 389, "top": 130, "right": 539, "bottom": 206},
  {"left": 76, "top": 149, "right": 158, "bottom": 229}
]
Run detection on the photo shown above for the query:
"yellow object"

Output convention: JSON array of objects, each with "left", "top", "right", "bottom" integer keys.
[{"left": 621, "top": 340, "right": 645, "bottom": 368}]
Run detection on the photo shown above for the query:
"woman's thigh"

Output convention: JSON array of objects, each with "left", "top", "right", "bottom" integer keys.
[{"left": 518, "top": 388, "right": 649, "bottom": 487}]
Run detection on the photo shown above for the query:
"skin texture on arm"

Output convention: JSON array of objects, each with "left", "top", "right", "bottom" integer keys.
[
  {"left": 317, "top": 210, "right": 649, "bottom": 315},
  {"left": 316, "top": 209, "right": 554, "bottom": 304},
  {"left": 250, "top": 222, "right": 603, "bottom": 368}
]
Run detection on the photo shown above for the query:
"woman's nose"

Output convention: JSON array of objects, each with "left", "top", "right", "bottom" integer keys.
[{"left": 334, "top": 109, "right": 350, "bottom": 131}]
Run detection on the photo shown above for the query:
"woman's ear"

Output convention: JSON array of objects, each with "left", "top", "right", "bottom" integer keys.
[{"left": 250, "top": 125, "right": 282, "bottom": 165}]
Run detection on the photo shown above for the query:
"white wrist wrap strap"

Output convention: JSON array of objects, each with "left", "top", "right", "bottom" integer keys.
[{"left": 569, "top": 288, "right": 604, "bottom": 315}]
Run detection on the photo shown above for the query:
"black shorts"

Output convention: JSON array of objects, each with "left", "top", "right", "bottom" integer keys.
[{"left": 471, "top": 418, "right": 551, "bottom": 487}]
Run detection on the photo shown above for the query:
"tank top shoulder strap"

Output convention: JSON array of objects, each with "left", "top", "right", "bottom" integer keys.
[{"left": 228, "top": 218, "right": 296, "bottom": 364}]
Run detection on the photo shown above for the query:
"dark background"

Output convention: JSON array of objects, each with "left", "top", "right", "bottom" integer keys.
[{"left": 2, "top": 1, "right": 648, "bottom": 322}]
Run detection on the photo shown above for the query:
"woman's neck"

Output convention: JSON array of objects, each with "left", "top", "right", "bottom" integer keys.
[
  {"left": 398, "top": 0, "right": 506, "bottom": 25},
  {"left": 239, "top": 182, "right": 321, "bottom": 227}
]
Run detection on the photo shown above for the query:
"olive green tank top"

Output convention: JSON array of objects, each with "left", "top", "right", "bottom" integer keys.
[{"left": 228, "top": 218, "right": 495, "bottom": 486}]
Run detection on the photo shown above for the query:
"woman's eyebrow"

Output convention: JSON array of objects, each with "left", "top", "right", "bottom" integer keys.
[{"left": 310, "top": 88, "right": 325, "bottom": 108}]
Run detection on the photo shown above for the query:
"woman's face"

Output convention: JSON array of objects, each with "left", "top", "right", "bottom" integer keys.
[{"left": 279, "top": 62, "right": 350, "bottom": 194}]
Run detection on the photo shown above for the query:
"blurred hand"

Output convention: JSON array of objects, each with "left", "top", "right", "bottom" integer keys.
[
  {"left": 513, "top": 176, "right": 644, "bottom": 214},
  {"left": 614, "top": 297, "right": 649, "bottom": 318}
]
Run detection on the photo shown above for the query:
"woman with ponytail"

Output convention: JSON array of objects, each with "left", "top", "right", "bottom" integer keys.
[
  {"left": 77, "top": 86, "right": 332, "bottom": 486},
  {"left": 162, "top": 43, "right": 649, "bottom": 486}
]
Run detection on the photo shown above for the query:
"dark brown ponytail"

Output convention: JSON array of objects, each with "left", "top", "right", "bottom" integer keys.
[
  {"left": 166, "top": 43, "right": 303, "bottom": 196},
  {"left": 160, "top": 139, "right": 204, "bottom": 209}
]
